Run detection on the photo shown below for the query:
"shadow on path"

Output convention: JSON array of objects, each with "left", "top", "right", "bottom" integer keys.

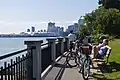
[
  {"left": 100, "top": 61, "right": 120, "bottom": 73},
  {"left": 93, "top": 61, "right": 120, "bottom": 80},
  {"left": 55, "top": 63, "right": 72, "bottom": 68},
  {"left": 54, "top": 62, "right": 68, "bottom": 80}
]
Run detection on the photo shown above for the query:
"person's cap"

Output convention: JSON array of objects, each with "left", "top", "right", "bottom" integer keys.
[{"left": 99, "top": 36, "right": 107, "bottom": 39}]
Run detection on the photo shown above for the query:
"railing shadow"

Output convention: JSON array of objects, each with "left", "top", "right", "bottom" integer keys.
[
  {"left": 54, "top": 62, "right": 67, "bottom": 80},
  {"left": 54, "top": 63, "right": 72, "bottom": 68}
]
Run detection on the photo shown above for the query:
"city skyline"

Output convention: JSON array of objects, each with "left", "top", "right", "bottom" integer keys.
[{"left": 0, "top": 0, "right": 98, "bottom": 34}]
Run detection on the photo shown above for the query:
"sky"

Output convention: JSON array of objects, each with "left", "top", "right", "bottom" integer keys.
[{"left": 0, "top": 0, "right": 98, "bottom": 34}]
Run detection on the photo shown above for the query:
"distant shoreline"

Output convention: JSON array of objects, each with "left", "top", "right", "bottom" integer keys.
[{"left": 0, "top": 36, "right": 58, "bottom": 38}]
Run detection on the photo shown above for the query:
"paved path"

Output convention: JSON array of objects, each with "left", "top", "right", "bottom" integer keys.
[{"left": 44, "top": 54, "right": 95, "bottom": 80}]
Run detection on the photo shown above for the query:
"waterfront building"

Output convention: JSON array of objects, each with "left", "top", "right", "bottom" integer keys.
[
  {"left": 47, "top": 22, "right": 64, "bottom": 36},
  {"left": 66, "top": 23, "right": 78, "bottom": 34}
]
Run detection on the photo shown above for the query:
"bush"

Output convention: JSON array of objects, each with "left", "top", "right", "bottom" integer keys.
[
  {"left": 115, "top": 35, "right": 120, "bottom": 39},
  {"left": 109, "top": 36, "right": 115, "bottom": 41},
  {"left": 92, "top": 33, "right": 109, "bottom": 43}
]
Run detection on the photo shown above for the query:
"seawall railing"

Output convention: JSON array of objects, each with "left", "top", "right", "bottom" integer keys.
[{"left": 0, "top": 37, "right": 69, "bottom": 80}]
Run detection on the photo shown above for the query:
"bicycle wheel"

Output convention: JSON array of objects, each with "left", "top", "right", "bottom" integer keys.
[
  {"left": 66, "top": 52, "right": 77, "bottom": 67},
  {"left": 82, "top": 57, "right": 90, "bottom": 80},
  {"left": 77, "top": 52, "right": 83, "bottom": 73}
]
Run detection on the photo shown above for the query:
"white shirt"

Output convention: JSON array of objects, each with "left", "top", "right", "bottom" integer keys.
[{"left": 68, "top": 33, "right": 76, "bottom": 42}]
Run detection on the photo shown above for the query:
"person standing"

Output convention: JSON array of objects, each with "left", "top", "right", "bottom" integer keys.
[{"left": 68, "top": 30, "right": 76, "bottom": 51}]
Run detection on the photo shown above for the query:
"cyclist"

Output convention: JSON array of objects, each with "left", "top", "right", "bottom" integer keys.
[
  {"left": 79, "top": 36, "right": 92, "bottom": 79},
  {"left": 68, "top": 30, "right": 76, "bottom": 51},
  {"left": 81, "top": 37, "right": 92, "bottom": 55}
]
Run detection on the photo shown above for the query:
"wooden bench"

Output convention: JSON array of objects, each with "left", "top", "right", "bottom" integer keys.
[
  {"left": 91, "top": 42, "right": 112, "bottom": 62},
  {"left": 91, "top": 48, "right": 112, "bottom": 68}
]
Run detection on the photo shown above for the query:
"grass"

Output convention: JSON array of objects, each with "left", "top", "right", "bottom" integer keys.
[{"left": 93, "top": 39, "right": 120, "bottom": 80}]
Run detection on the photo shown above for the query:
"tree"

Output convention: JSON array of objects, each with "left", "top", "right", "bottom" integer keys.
[
  {"left": 80, "top": 7, "right": 120, "bottom": 36},
  {"left": 38, "top": 30, "right": 40, "bottom": 33},
  {"left": 27, "top": 29, "right": 30, "bottom": 32},
  {"left": 78, "top": 24, "right": 91, "bottom": 36},
  {"left": 44, "top": 29, "right": 46, "bottom": 32},
  {"left": 41, "top": 30, "right": 43, "bottom": 32},
  {"left": 98, "top": 0, "right": 120, "bottom": 9}
]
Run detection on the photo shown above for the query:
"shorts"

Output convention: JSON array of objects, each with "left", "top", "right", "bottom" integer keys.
[{"left": 97, "top": 53, "right": 104, "bottom": 59}]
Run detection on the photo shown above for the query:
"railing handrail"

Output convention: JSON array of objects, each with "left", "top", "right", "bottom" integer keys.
[
  {"left": 0, "top": 40, "right": 65, "bottom": 61},
  {"left": 0, "top": 42, "right": 49, "bottom": 60},
  {"left": 41, "top": 42, "right": 48, "bottom": 46},
  {"left": 0, "top": 48, "right": 28, "bottom": 60}
]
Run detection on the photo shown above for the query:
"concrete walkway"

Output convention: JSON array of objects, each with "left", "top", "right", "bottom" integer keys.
[{"left": 44, "top": 53, "right": 97, "bottom": 80}]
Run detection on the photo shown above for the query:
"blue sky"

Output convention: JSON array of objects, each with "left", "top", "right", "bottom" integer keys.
[{"left": 0, "top": 0, "right": 98, "bottom": 33}]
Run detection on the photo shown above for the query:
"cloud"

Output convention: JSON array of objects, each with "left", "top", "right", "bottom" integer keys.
[
  {"left": 0, "top": 21, "right": 48, "bottom": 25},
  {"left": 0, "top": 21, "right": 5, "bottom": 24},
  {"left": 40, "top": 21, "right": 48, "bottom": 24},
  {"left": 72, "top": 20, "right": 78, "bottom": 23},
  {"left": 0, "top": 20, "right": 77, "bottom": 25},
  {"left": 65, "top": 20, "right": 78, "bottom": 24},
  {"left": 65, "top": 21, "right": 71, "bottom": 23}
]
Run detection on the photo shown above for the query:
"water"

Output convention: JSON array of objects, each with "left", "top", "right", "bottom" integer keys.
[
  {"left": 0, "top": 37, "right": 51, "bottom": 56},
  {"left": 0, "top": 37, "right": 56, "bottom": 66}
]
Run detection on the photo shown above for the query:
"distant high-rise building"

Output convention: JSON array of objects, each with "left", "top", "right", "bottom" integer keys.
[
  {"left": 66, "top": 23, "right": 78, "bottom": 34},
  {"left": 47, "top": 22, "right": 56, "bottom": 32},
  {"left": 74, "top": 23, "right": 79, "bottom": 33},
  {"left": 47, "top": 22, "right": 64, "bottom": 36},
  {"left": 31, "top": 26, "right": 35, "bottom": 32},
  {"left": 48, "top": 22, "right": 55, "bottom": 27},
  {"left": 78, "top": 17, "right": 84, "bottom": 26}
]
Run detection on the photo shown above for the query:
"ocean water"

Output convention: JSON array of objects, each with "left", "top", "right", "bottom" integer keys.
[
  {"left": 0, "top": 37, "right": 57, "bottom": 66},
  {"left": 0, "top": 37, "right": 51, "bottom": 56}
]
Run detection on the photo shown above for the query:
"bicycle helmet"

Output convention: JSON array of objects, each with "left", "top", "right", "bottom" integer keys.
[
  {"left": 99, "top": 36, "right": 107, "bottom": 39},
  {"left": 83, "top": 37, "right": 88, "bottom": 45}
]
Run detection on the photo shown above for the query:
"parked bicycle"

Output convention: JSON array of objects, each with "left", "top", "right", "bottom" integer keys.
[
  {"left": 66, "top": 37, "right": 92, "bottom": 79},
  {"left": 66, "top": 41, "right": 78, "bottom": 67}
]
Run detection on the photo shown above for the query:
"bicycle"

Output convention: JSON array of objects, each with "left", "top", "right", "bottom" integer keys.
[
  {"left": 77, "top": 44, "right": 92, "bottom": 80},
  {"left": 66, "top": 41, "right": 78, "bottom": 67}
]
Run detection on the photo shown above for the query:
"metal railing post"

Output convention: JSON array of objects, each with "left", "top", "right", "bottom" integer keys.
[
  {"left": 47, "top": 38, "right": 57, "bottom": 62},
  {"left": 58, "top": 37, "right": 64, "bottom": 54},
  {"left": 24, "top": 40, "right": 43, "bottom": 80}
]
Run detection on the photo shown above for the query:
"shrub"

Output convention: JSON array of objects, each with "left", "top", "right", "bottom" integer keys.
[{"left": 92, "top": 33, "right": 109, "bottom": 43}]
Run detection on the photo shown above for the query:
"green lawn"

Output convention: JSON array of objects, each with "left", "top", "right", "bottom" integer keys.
[{"left": 93, "top": 39, "right": 120, "bottom": 80}]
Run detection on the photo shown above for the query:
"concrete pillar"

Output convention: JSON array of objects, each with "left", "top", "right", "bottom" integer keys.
[
  {"left": 58, "top": 37, "right": 64, "bottom": 53},
  {"left": 24, "top": 40, "right": 43, "bottom": 80},
  {"left": 65, "top": 37, "right": 69, "bottom": 51},
  {"left": 46, "top": 38, "right": 57, "bottom": 62}
]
